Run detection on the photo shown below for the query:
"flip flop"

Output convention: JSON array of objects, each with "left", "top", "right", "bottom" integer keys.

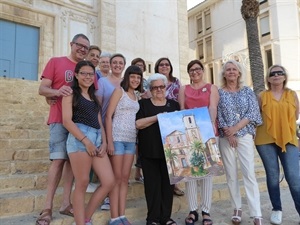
[
  {"left": 36, "top": 209, "right": 52, "bottom": 225},
  {"left": 59, "top": 204, "right": 74, "bottom": 217}
]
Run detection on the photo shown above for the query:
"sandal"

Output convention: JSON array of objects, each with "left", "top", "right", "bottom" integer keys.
[
  {"left": 185, "top": 211, "right": 198, "bottom": 225},
  {"left": 36, "top": 209, "right": 52, "bottom": 225},
  {"left": 166, "top": 218, "right": 177, "bottom": 225},
  {"left": 253, "top": 217, "right": 263, "bottom": 225},
  {"left": 173, "top": 186, "right": 184, "bottom": 196},
  {"left": 202, "top": 211, "right": 213, "bottom": 225},
  {"left": 59, "top": 204, "right": 74, "bottom": 217},
  {"left": 231, "top": 209, "right": 242, "bottom": 225}
]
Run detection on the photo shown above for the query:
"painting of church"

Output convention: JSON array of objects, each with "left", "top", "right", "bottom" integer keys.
[{"left": 158, "top": 107, "right": 224, "bottom": 184}]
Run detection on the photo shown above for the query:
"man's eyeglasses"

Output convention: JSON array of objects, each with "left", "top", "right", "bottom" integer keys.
[
  {"left": 269, "top": 71, "right": 285, "bottom": 77},
  {"left": 159, "top": 63, "right": 170, "bottom": 67},
  {"left": 150, "top": 85, "right": 166, "bottom": 91},
  {"left": 79, "top": 72, "right": 95, "bottom": 77},
  {"left": 72, "top": 42, "right": 89, "bottom": 51},
  {"left": 188, "top": 67, "right": 203, "bottom": 74}
]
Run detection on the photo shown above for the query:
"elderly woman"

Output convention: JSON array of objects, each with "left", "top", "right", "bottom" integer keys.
[
  {"left": 255, "top": 65, "right": 300, "bottom": 225},
  {"left": 178, "top": 60, "right": 219, "bottom": 225},
  {"left": 217, "top": 60, "right": 263, "bottom": 225},
  {"left": 154, "top": 57, "right": 184, "bottom": 197},
  {"left": 136, "top": 73, "right": 179, "bottom": 225}
]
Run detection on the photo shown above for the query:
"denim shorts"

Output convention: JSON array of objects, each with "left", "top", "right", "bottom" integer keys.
[
  {"left": 49, "top": 123, "right": 69, "bottom": 160},
  {"left": 67, "top": 123, "right": 101, "bottom": 154},
  {"left": 113, "top": 141, "right": 136, "bottom": 155}
]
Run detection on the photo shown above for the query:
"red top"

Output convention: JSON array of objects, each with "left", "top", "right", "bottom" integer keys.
[
  {"left": 184, "top": 83, "right": 218, "bottom": 135},
  {"left": 41, "top": 57, "right": 76, "bottom": 124}
]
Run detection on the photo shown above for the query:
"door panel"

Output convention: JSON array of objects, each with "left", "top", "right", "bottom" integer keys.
[
  {"left": 15, "top": 23, "right": 39, "bottom": 80},
  {"left": 0, "top": 20, "right": 15, "bottom": 78},
  {"left": 0, "top": 19, "right": 39, "bottom": 80}
]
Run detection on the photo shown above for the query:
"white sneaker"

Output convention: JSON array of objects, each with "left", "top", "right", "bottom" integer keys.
[
  {"left": 270, "top": 210, "right": 282, "bottom": 225},
  {"left": 86, "top": 183, "right": 98, "bottom": 193},
  {"left": 100, "top": 197, "right": 110, "bottom": 210}
]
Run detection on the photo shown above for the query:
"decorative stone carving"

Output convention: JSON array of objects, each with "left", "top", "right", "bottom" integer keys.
[{"left": 61, "top": 10, "right": 96, "bottom": 33}]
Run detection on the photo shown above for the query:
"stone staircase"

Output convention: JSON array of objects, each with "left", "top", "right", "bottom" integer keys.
[{"left": 0, "top": 77, "right": 278, "bottom": 225}]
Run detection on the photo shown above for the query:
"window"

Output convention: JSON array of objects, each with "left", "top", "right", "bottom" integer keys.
[
  {"left": 204, "top": 11, "right": 211, "bottom": 31},
  {"left": 198, "top": 41, "right": 204, "bottom": 60},
  {"left": 259, "top": 0, "right": 267, "bottom": 4},
  {"left": 265, "top": 49, "right": 273, "bottom": 69},
  {"left": 209, "top": 65, "right": 214, "bottom": 84},
  {"left": 0, "top": 19, "right": 39, "bottom": 80},
  {"left": 197, "top": 16, "right": 203, "bottom": 34},
  {"left": 206, "top": 37, "right": 212, "bottom": 61},
  {"left": 260, "top": 13, "right": 270, "bottom": 36}
]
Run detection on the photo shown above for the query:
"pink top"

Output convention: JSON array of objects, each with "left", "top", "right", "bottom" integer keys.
[
  {"left": 184, "top": 83, "right": 218, "bottom": 135},
  {"left": 184, "top": 83, "right": 211, "bottom": 109}
]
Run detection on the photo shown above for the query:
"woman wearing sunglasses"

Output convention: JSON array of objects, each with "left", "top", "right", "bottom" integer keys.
[{"left": 255, "top": 65, "right": 300, "bottom": 225}]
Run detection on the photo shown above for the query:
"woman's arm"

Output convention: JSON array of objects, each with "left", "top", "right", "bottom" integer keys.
[
  {"left": 178, "top": 85, "right": 186, "bottom": 110},
  {"left": 136, "top": 115, "right": 158, "bottom": 130},
  {"left": 97, "top": 111, "right": 107, "bottom": 157},
  {"left": 105, "top": 88, "right": 122, "bottom": 155},
  {"left": 294, "top": 91, "right": 299, "bottom": 120},
  {"left": 209, "top": 85, "right": 219, "bottom": 123}
]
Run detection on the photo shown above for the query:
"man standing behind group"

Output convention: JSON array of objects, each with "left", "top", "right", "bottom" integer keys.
[{"left": 36, "top": 33, "right": 90, "bottom": 225}]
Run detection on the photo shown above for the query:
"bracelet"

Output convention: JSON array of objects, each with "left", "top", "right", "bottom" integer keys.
[{"left": 80, "top": 136, "right": 87, "bottom": 142}]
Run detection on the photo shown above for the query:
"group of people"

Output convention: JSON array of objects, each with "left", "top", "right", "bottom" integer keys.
[{"left": 36, "top": 33, "right": 300, "bottom": 225}]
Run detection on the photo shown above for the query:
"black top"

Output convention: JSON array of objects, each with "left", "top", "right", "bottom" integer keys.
[
  {"left": 136, "top": 98, "right": 180, "bottom": 159},
  {"left": 72, "top": 95, "right": 100, "bottom": 129}
]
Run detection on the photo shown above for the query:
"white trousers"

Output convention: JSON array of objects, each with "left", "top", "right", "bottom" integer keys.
[
  {"left": 185, "top": 176, "right": 213, "bottom": 213},
  {"left": 219, "top": 134, "right": 262, "bottom": 217}
]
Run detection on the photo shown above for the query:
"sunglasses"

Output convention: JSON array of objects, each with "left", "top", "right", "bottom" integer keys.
[
  {"left": 269, "top": 71, "right": 285, "bottom": 77},
  {"left": 150, "top": 85, "right": 166, "bottom": 91}
]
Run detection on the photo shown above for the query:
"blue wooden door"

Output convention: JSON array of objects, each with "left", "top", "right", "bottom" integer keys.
[{"left": 0, "top": 20, "right": 39, "bottom": 80}]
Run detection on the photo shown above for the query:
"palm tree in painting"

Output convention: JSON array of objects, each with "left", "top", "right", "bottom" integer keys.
[
  {"left": 241, "top": 0, "right": 265, "bottom": 94},
  {"left": 164, "top": 146, "right": 178, "bottom": 176},
  {"left": 190, "top": 140, "right": 206, "bottom": 176}
]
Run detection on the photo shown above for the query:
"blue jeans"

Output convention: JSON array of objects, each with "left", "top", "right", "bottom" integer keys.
[{"left": 256, "top": 143, "right": 300, "bottom": 215}]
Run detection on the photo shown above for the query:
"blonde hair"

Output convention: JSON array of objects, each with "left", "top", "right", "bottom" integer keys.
[
  {"left": 265, "top": 64, "right": 288, "bottom": 90},
  {"left": 220, "top": 60, "right": 244, "bottom": 88}
]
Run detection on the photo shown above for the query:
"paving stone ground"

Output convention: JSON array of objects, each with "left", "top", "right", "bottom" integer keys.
[{"left": 131, "top": 187, "right": 300, "bottom": 225}]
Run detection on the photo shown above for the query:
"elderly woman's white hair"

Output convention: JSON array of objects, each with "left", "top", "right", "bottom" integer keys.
[{"left": 147, "top": 73, "right": 168, "bottom": 90}]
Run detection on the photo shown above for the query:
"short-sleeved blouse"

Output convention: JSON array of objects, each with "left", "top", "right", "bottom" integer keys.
[{"left": 217, "top": 86, "right": 262, "bottom": 137}]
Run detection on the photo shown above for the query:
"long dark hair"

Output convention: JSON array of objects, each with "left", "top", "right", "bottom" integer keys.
[
  {"left": 72, "top": 60, "right": 100, "bottom": 111},
  {"left": 154, "top": 57, "right": 175, "bottom": 82},
  {"left": 120, "top": 65, "right": 143, "bottom": 92}
]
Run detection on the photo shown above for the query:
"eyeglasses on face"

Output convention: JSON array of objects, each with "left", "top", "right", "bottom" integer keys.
[
  {"left": 78, "top": 71, "right": 95, "bottom": 77},
  {"left": 188, "top": 67, "right": 203, "bottom": 74},
  {"left": 269, "top": 70, "right": 285, "bottom": 77},
  {"left": 150, "top": 85, "right": 166, "bottom": 91},
  {"left": 72, "top": 42, "right": 89, "bottom": 51},
  {"left": 159, "top": 63, "right": 170, "bottom": 67}
]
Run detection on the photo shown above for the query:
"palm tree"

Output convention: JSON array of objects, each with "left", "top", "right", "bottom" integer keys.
[
  {"left": 241, "top": 0, "right": 265, "bottom": 95},
  {"left": 164, "top": 146, "right": 178, "bottom": 176}
]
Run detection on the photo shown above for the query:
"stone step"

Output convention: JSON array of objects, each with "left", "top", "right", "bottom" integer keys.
[
  {"left": 0, "top": 159, "right": 50, "bottom": 176},
  {"left": 0, "top": 177, "right": 287, "bottom": 225},
  {"left": 0, "top": 116, "right": 48, "bottom": 130},
  {"left": 0, "top": 138, "right": 48, "bottom": 151},
  {"left": 0, "top": 129, "right": 49, "bottom": 140}
]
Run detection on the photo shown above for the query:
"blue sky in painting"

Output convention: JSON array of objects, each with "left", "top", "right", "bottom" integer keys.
[{"left": 157, "top": 107, "right": 215, "bottom": 143}]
